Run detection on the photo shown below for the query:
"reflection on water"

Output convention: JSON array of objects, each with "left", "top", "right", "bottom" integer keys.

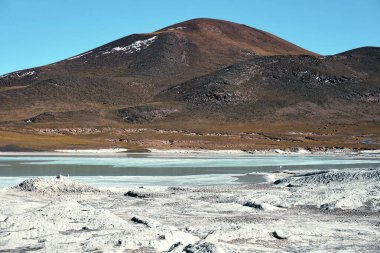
[{"left": 0, "top": 154, "right": 379, "bottom": 187}]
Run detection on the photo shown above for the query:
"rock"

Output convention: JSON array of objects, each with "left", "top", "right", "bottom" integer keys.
[
  {"left": 272, "top": 230, "right": 291, "bottom": 239},
  {"left": 320, "top": 202, "right": 336, "bottom": 210},
  {"left": 131, "top": 216, "right": 149, "bottom": 227},
  {"left": 168, "top": 241, "right": 182, "bottom": 252},
  {"left": 243, "top": 201, "right": 264, "bottom": 210},
  {"left": 131, "top": 216, "right": 161, "bottom": 228},
  {"left": 275, "top": 204, "right": 290, "bottom": 208},
  {"left": 124, "top": 190, "right": 151, "bottom": 198},
  {"left": 183, "top": 242, "right": 217, "bottom": 253},
  {"left": 168, "top": 186, "right": 187, "bottom": 191},
  {"left": 243, "top": 201, "right": 280, "bottom": 211}
]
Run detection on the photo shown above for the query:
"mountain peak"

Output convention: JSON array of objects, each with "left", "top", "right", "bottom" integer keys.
[
  {"left": 1, "top": 18, "right": 319, "bottom": 121},
  {"left": 158, "top": 18, "right": 239, "bottom": 31},
  {"left": 157, "top": 18, "right": 317, "bottom": 56}
]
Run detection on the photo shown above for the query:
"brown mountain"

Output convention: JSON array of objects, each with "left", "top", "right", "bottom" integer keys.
[
  {"left": 155, "top": 47, "right": 380, "bottom": 122},
  {"left": 0, "top": 18, "right": 315, "bottom": 121},
  {"left": 0, "top": 18, "right": 379, "bottom": 151}
]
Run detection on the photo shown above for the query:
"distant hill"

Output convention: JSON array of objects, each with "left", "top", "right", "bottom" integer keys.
[
  {"left": 0, "top": 18, "right": 378, "bottom": 150},
  {"left": 0, "top": 18, "right": 316, "bottom": 121},
  {"left": 156, "top": 47, "right": 380, "bottom": 123}
]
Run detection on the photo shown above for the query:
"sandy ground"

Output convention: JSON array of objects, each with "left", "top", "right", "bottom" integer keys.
[{"left": 0, "top": 168, "right": 379, "bottom": 252}]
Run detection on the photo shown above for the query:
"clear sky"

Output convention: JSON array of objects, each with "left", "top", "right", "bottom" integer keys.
[{"left": 0, "top": 0, "right": 379, "bottom": 75}]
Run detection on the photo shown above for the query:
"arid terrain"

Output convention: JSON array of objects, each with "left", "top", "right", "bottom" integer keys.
[
  {"left": 0, "top": 18, "right": 379, "bottom": 151},
  {"left": 1, "top": 167, "right": 379, "bottom": 252}
]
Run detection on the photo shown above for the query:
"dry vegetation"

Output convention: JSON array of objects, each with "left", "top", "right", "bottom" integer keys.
[{"left": 1, "top": 120, "right": 379, "bottom": 151}]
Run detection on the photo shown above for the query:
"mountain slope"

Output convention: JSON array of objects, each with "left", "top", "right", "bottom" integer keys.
[
  {"left": 154, "top": 47, "right": 380, "bottom": 122},
  {"left": 0, "top": 18, "right": 315, "bottom": 121},
  {"left": 0, "top": 19, "right": 379, "bottom": 151}
]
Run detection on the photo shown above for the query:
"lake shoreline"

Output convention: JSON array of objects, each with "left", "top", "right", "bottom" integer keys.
[
  {"left": 1, "top": 152, "right": 380, "bottom": 188},
  {"left": 0, "top": 147, "right": 380, "bottom": 156}
]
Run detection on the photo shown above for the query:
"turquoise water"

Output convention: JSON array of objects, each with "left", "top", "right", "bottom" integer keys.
[{"left": 0, "top": 153, "right": 379, "bottom": 187}]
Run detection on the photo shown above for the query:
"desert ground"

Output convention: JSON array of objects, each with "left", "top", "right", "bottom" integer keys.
[
  {"left": 1, "top": 167, "right": 379, "bottom": 252},
  {"left": 1, "top": 120, "right": 380, "bottom": 152}
]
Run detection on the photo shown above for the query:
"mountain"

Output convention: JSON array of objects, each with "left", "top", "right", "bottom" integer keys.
[
  {"left": 0, "top": 18, "right": 315, "bottom": 121},
  {"left": 156, "top": 47, "right": 380, "bottom": 122},
  {"left": 0, "top": 18, "right": 379, "bottom": 151}
]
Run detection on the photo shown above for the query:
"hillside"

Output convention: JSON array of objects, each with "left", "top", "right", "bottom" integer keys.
[
  {"left": 0, "top": 18, "right": 315, "bottom": 121},
  {"left": 0, "top": 19, "right": 379, "bottom": 151},
  {"left": 155, "top": 47, "right": 380, "bottom": 122}
]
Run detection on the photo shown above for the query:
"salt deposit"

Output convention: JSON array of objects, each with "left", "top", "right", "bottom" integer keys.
[
  {"left": 54, "top": 148, "right": 128, "bottom": 153},
  {"left": 12, "top": 176, "right": 100, "bottom": 194},
  {"left": 147, "top": 148, "right": 248, "bottom": 154},
  {"left": 1, "top": 167, "right": 379, "bottom": 252},
  {"left": 275, "top": 168, "right": 380, "bottom": 185}
]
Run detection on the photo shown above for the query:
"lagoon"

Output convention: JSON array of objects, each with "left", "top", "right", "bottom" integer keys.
[{"left": 0, "top": 152, "right": 379, "bottom": 187}]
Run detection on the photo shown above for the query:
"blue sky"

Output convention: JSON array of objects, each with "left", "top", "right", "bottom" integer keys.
[{"left": 0, "top": 0, "right": 379, "bottom": 75}]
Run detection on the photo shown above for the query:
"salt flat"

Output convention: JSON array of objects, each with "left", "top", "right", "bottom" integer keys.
[{"left": 1, "top": 168, "right": 379, "bottom": 252}]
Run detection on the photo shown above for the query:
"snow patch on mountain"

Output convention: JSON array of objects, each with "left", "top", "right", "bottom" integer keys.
[
  {"left": 167, "top": 26, "right": 186, "bottom": 31},
  {"left": 102, "top": 36, "right": 157, "bottom": 55},
  {"left": 0, "top": 70, "right": 36, "bottom": 79},
  {"left": 67, "top": 51, "right": 93, "bottom": 61}
]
